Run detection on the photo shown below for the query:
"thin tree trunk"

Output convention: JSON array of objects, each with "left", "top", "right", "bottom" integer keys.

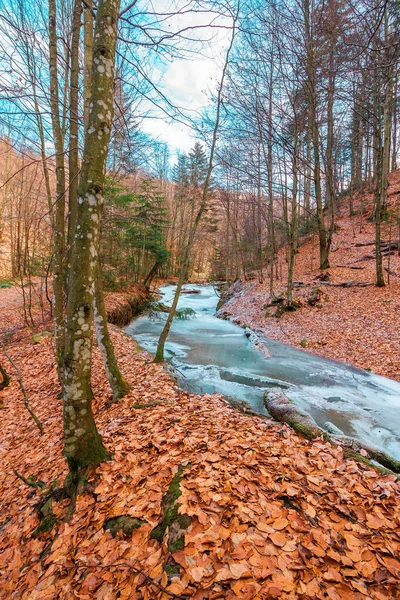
[
  {"left": 391, "top": 72, "right": 398, "bottom": 172},
  {"left": 373, "top": 31, "right": 385, "bottom": 288},
  {"left": 48, "top": 0, "right": 66, "bottom": 379},
  {"left": 287, "top": 127, "right": 298, "bottom": 306},
  {"left": 67, "top": 0, "right": 82, "bottom": 261},
  {"left": 83, "top": 0, "right": 94, "bottom": 130},
  {"left": 94, "top": 262, "right": 131, "bottom": 401},
  {"left": 303, "top": 0, "right": 329, "bottom": 270},
  {"left": 381, "top": 13, "right": 392, "bottom": 214}
]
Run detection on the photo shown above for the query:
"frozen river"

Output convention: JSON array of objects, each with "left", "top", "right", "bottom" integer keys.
[{"left": 126, "top": 284, "right": 400, "bottom": 460}]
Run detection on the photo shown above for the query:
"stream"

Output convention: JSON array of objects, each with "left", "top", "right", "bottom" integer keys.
[{"left": 126, "top": 284, "right": 400, "bottom": 460}]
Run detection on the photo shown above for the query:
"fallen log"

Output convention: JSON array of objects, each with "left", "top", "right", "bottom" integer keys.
[
  {"left": 264, "top": 389, "right": 400, "bottom": 474},
  {"left": 319, "top": 280, "right": 374, "bottom": 288},
  {"left": 264, "top": 389, "right": 321, "bottom": 440},
  {"left": 244, "top": 328, "right": 272, "bottom": 358},
  {"left": 385, "top": 267, "right": 400, "bottom": 278},
  {"left": 181, "top": 289, "right": 201, "bottom": 294},
  {"left": 354, "top": 239, "right": 398, "bottom": 248},
  {"left": 335, "top": 265, "right": 366, "bottom": 270}
]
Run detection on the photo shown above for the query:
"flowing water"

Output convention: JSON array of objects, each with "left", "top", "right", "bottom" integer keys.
[{"left": 126, "top": 284, "right": 400, "bottom": 460}]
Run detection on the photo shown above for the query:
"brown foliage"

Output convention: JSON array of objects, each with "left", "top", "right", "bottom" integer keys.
[{"left": 0, "top": 328, "right": 399, "bottom": 599}]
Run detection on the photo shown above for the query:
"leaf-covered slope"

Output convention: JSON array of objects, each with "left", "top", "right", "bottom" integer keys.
[{"left": 0, "top": 330, "right": 399, "bottom": 599}]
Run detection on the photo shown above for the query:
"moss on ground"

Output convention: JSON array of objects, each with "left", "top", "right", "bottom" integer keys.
[
  {"left": 150, "top": 464, "right": 191, "bottom": 553},
  {"left": 104, "top": 515, "right": 145, "bottom": 537}
]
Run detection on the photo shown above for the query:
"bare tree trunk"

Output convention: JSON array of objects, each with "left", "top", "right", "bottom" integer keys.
[
  {"left": 287, "top": 126, "right": 298, "bottom": 306},
  {"left": 83, "top": 0, "right": 94, "bottom": 130},
  {"left": 325, "top": 40, "right": 336, "bottom": 259},
  {"left": 63, "top": 0, "right": 120, "bottom": 479},
  {"left": 94, "top": 262, "right": 131, "bottom": 401},
  {"left": 381, "top": 13, "right": 392, "bottom": 214},
  {"left": 391, "top": 72, "right": 398, "bottom": 172},
  {"left": 304, "top": 125, "right": 311, "bottom": 216},
  {"left": 48, "top": 0, "right": 66, "bottom": 379},
  {"left": 373, "top": 32, "right": 385, "bottom": 288},
  {"left": 67, "top": 0, "right": 82, "bottom": 260},
  {"left": 303, "top": 0, "right": 329, "bottom": 270}
]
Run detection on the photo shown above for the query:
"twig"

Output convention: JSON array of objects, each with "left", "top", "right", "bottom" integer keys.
[
  {"left": 0, "top": 338, "right": 44, "bottom": 434},
  {"left": 13, "top": 469, "right": 45, "bottom": 489}
]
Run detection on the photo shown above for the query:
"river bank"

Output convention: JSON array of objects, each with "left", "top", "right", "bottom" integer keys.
[
  {"left": 215, "top": 169, "right": 400, "bottom": 383},
  {"left": 127, "top": 284, "right": 400, "bottom": 462},
  {"left": 218, "top": 258, "right": 400, "bottom": 383},
  {"left": 1, "top": 282, "right": 400, "bottom": 598}
]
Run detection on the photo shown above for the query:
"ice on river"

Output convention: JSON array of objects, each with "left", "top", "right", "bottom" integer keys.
[{"left": 126, "top": 284, "right": 400, "bottom": 460}]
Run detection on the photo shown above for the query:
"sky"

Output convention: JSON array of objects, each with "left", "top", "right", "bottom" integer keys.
[
  {"left": 0, "top": 0, "right": 234, "bottom": 161},
  {"left": 135, "top": 2, "right": 234, "bottom": 156}
]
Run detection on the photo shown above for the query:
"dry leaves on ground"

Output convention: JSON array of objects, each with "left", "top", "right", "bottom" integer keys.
[{"left": 0, "top": 327, "right": 399, "bottom": 599}]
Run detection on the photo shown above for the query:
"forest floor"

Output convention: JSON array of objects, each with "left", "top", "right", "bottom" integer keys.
[
  {"left": 222, "top": 173, "right": 400, "bottom": 382},
  {"left": 1, "top": 284, "right": 400, "bottom": 598}
]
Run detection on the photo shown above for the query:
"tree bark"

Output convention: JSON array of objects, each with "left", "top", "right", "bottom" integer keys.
[
  {"left": 48, "top": 0, "right": 66, "bottom": 378},
  {"left": 67, "top": 0, "right": 82, "bottom": 261},
  {"left": 63, "top": 0, "right": 121, "bottom": 477},
  {"left": 287, "top": 124, "right": 298, "bottom": 306},
  {"left": 94, "top": 262, "right": 131, "bottom": 401},
  {"left": 83, "top": 0, "right": 94, "bottom": 130}
]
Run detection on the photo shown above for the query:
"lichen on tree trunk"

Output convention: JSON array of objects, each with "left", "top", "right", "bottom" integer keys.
[
  {"left": 264, "top": 389, "right": 400, "bottom": 474},
  {"left": 63, "top": 0, "right": 121, "bottom": 477}
]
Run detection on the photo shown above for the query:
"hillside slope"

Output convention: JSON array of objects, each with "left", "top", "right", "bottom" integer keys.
[
  {"left": 222, "top": 173, "right": 400, "bottom": 381},
  {"left": 0, "top": 328, "right": 399, "bottom": 599}
]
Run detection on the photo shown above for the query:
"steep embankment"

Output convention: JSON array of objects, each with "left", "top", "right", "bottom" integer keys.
[{"left": 220, "top": 173, "right": 400, "bottom": 381}]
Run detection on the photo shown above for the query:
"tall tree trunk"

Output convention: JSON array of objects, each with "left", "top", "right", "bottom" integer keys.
[
  {"left": 325, "top": 40, "right": 336, "bottom": 257},
  {"left": 391, "top": 72, "right": 398, "bottom": 172},
  {"left": 373, "top": 30, "right": 385, "bottom": 288},
  {"left": 304, "top": 125, "right": 311, "bottom": 217},
  {"left": 83, "top": 0, "right": 94, "bottom": 130},
  {"left": 48, "top": 0, "right": 66, "bottom": 379},
  {"left": 67, "top": 0, "right": 82, "bottom": 261},
  {"left": 63, "top": 0, "right": 121, "bottom": 478},
  {"left": 303, "top": 0, "right": 329, "bottom": 270},
  {"left": 381, "top": 12, "right": 392, "bottom": 214},
  {"left": 287, "top": 126, "right": 298, "bottom": 306}
]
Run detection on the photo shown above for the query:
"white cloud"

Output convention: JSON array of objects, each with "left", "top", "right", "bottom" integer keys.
[{"left": 139, "top": 6, "right": 233, "bottom": 157}]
